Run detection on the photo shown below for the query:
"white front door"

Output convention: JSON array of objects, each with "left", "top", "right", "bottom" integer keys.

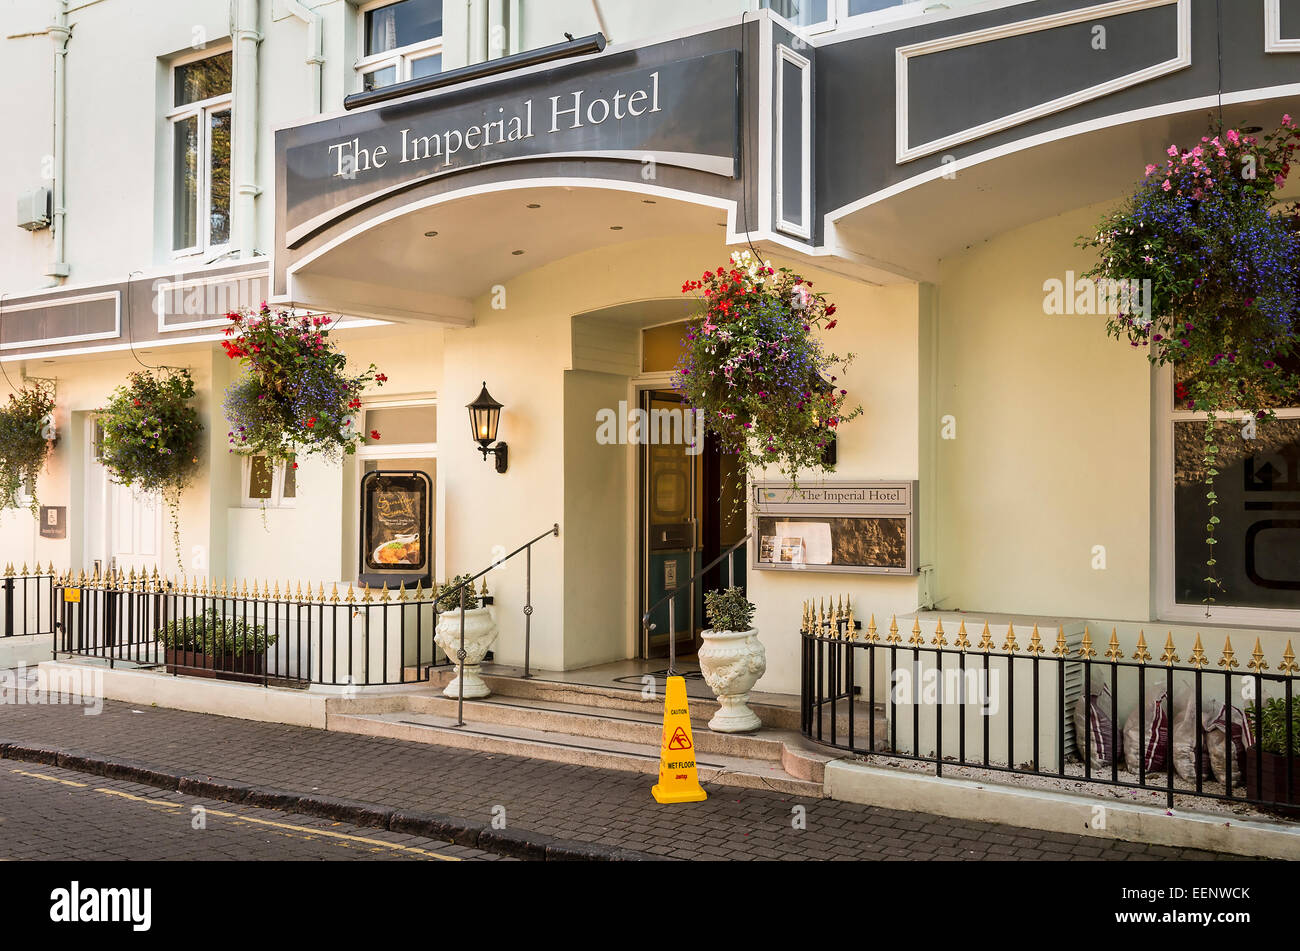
[{"left": 84, "top": 417, "right": 163, "bottom": 576}]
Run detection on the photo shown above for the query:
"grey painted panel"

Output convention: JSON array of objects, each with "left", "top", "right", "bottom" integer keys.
[
  {"left": 781, "top": 56, "right": 806, "bottom": 228},
  {"left": 816, "top": 0, "right": 1299, "bottom": 219},
  {"left": 905, "top": 5, "right": 1179, "bottom": 150},
  {"left": 0, "top": 297, "right": 116, "bottom": 347},
  {"left": 0, "top": 263, "right": 267, "bottom": 358},
  {"left": 1282, "top": 0, "right": 1300, "bottom": 40}
]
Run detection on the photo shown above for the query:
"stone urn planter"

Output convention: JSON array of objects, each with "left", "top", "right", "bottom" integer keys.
[
  {"left": 698, "top": 628, "right": 767, "bottom": 733},
  {"left": 434, "top": 606, "right": 498, "bottom": 699}
]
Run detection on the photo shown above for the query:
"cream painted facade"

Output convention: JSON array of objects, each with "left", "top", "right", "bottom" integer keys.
[{"left": 1, "top": 0, "right": 1297, "bottom": 703}]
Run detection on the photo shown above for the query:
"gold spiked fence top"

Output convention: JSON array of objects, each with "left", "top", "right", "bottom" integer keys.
[
  {"left": 799, "top": 604, "right": 1299, "bottom": 677},
  {"left": 3, "top": 562, "right": 58, "bottom": 578},
  {"left": 54, "top": 570, "right": 492, "bottom": 607}
]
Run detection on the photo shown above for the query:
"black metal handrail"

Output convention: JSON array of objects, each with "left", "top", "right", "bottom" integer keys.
[
  {"left": 641, "top": 532, "right": 750, "bottom": 675},
  {"left": 436, "top": 523, "right": 559, "bottom": 726}
]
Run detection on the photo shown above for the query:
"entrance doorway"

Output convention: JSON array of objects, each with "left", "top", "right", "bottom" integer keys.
[
  {"left": 84, "top": 416, "right": 164, "bottom": 576},
  {"left": 638, "top": 389, "right": 747, "bottom": 659}
]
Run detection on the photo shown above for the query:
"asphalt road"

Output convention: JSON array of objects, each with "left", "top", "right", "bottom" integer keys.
[{"left": 0, "top": 762, "right": 507, "bottom": 861}]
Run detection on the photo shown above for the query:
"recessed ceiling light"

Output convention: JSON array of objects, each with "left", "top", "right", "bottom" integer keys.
[
  {"left": 1241, "top": 125, "right": 1264, "bottom": 134},
  {"left": 511, "top": 249, "right": 525, "bottom": 255},
  {"left": 43, "top": 360, "right": 54, "bottom": 364},
  {"left": 609, "top": 225, "right": 623, "bottom": 231},
  {"left": 717, "top": 222, "right": 726, "bottom": 227},
  {"left": 526, "top": 203, "right": 541, "bottom": 209},
  {"left": 424, "top": 230, "right": 438, "bottom": 237},
  {"left": 642, "top": 199, "right": 656, "bottom": 204}
]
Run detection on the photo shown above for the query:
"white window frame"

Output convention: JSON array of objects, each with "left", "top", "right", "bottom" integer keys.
[
  {"left": 240, "top": 456, "right": 298, "bottom": 509},
  {"left": 775, "top": 44, "right": 812, "bottom": 239},
  {"left": 1154, "top": 363, "right": 1300, "bottom": 628},
  {"left": 166, "top": 46, "right": 233, "bottom": 260},
  {"left": 354, "top": 0, "right": 445, "bottom": 92},
  {"left": 356, "top": 396, "right": 439, "bottom": 461}
]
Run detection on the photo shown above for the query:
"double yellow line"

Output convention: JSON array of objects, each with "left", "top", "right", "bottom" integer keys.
[{"left": 9, "top": 768, "right": 462, "bottom": 861}]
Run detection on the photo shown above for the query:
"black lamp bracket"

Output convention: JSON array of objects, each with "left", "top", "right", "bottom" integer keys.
[{"left": 479, "top": 442, "right": 509, "bottom": 473}]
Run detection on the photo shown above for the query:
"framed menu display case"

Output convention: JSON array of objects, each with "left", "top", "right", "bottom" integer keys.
[
  {"left": 751, "top": 481, "right": 918, "bottom": 575},
  {"left": 359, "top": 469, "right": 433, "bottom": 588}
]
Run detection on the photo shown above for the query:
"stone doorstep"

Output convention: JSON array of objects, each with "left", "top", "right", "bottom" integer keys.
[
  {"left": 824, "top": 759, "right": 1300, "bottom": 861},
  {"left": 328, "top": 708, "right": 827, "bottom": 798}
]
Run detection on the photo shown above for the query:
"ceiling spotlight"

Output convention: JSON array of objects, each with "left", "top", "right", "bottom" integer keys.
[
  {"left": 511, "top": 249, "right": 525, "bottom": 255},
  {"left": 526, "top": 203, "right": 541, "bottom": 208},
  {"left": 642, "top": 199, "right": 656, "bottom": 204},
  {"left": 424, "top": 230, "right": 439, "bottom": 237},
  {"left": 609, "top": 225, "right": 623, "bottom": 231},
  {"left": 1241, "top": 125, "right": 1264, "bottom": 134}
]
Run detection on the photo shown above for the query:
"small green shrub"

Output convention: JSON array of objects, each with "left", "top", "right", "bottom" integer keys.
[
  {"left": 1251, "top": 697, "right": 1300, "bottom": 756},
  {"left": 157, "top": 610, "right": 275, "bottom": 657},
  {"left": 704, "top": 587, "right": 755, "bottom": 632},
  {"left": 436, "top": 573, "right": 481, "bottom": 612}
]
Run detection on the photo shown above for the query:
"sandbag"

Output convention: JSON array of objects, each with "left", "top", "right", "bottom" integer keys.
[
  {"left": 1171, "top": 692, "right": 1212, "bottom": 782},
  {"left": 1124, "top": 688, "right": 1171, "bottom": 773},
  {"left": 1203, "top": 700, "right": 1254, "bottom": 786},
  {"left": 1073, "top": 681, "right": 1120, "bottom": 767}
]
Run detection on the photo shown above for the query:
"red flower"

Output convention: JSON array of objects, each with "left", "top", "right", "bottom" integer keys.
[
  {"left": 825, "top": 319, "right": 837, "bottom": 330},
  {"left": 375, "top": 373, "right": 388, "bottom": 384},
  {"left": 369, "top": 430, "right": 381, "bottom": 440},
  {"left": 306, "top": 417, "right": 317, "bottom": 428}
]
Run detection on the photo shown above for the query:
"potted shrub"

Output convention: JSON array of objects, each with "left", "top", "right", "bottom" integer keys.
[
  {"left": 1247, "top": 696, "right": 1300, "bottom": 817},
  {"left": 0, "top": 382, "right": 57, "bottom": 514},
  {"left": 99, "top": 369, "right": 203, "bottom": 569},
  {"left": 432, "top": 573, "right": 498, "bottom": 699},
  {"left": 698, "top": 586, "right": 766, "bottom": 733},
  {"left": 221, "top": 304, "right": 387, "bottom": 469},
  {"left": 675, "top": 250, "right": 862, "bottom": 496},
  {"left": 158, "top": 609, "right": 275, "bottom": 683}
]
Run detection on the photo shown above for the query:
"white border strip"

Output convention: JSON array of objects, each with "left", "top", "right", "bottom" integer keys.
[
  {"left": 155, "top": 271, "right": 270, "bottom": 334},
  {"left": 0, "top": 290, "right": 121, "bottom": 351},
  {"left": 1265, "top": 0, "right": 1300, "bottom": 52},
  {"left": 895, "top": 0, "right": 1190, "bottom": 164},
  {"left": 775, "top": 44, "right": 813, "bottom": 240}
]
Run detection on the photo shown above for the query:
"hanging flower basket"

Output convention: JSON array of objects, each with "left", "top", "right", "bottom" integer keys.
[
  {"left": 1080, "top": 116, "right": 1300, "bottom": 603},
  {"left": 221, "top": 304, "right": 387, "bottom": 466},
  {"left": 99, "top": 369, "right": 203, "bottom": 567},
  {"left": 0, "top": 381, "right": 57, "bottom": 514},
  {"left": 673, "top": 250, "right": 862, "bottom": 492}
]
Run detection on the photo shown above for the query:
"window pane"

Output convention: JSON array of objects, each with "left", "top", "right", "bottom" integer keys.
[
  {"left": 283, "top": 457, "right": 297, "bottom": 500},
  {"left": 410, "top": 52, "right": 442, "bottom": 79},
  {"left": 362, "top": 65, "right": 398, "bottom": 91},
  {"left": 172, "top": 115, "right": 198, "bottom": 250},
  {"left": 174, "top": 52, "right": 232, "bottom": 107},
  {"left": 248, "top": 457, "right": 274, "bottom": 500},
  {"left": 208, "top": 108, "right": 232, "bottom": 247},
  {"left": 781, "top": 57, "right": 804, "bottom": 229},
  {"left": 364, "top": 405, "right": 436, "bottom": 445},
  {"left": 761, "top": 0, "right": 829, "bottom": 26},
  {"left": 1176, "top": 354, "right": 1300, "bottom": 411},
  {"left": 365, "top": 0, "right": 444, "bottom": 56},
  {"left": 847, "top": 0, "right": 909, "bottom": 14},
  {"left": 1174, "top": 418, "right": 1300, "bottom": 608}
]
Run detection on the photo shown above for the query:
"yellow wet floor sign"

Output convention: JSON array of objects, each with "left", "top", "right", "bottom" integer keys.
[{"left": 651, "top": 675, "right": 707, "bottom": 804}]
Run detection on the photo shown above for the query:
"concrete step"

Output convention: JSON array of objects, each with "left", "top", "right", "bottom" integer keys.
[{"left": 328, "top": 707, "right": 827, "bottom": 797}]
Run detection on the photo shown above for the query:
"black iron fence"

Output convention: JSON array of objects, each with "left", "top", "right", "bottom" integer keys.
[
  {"left": 1, "top": 564, "right": 57, "bottom": 638},
  {"left": 54, "top": 571, "right": 453, "bottom": 687},
  {"left": 801, "top": 603, "right": 1299, "bottom": 815}
]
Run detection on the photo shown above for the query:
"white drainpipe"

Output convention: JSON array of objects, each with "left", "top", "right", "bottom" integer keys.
[
  {"left": 281, "top": 0, "right": 323, "bottom": 114},
  {"left": 233, "top": 0, "right": 262, "bottom": 259},
  {"left": 46, "top": 1, "right": 70, "bottom": 282}
]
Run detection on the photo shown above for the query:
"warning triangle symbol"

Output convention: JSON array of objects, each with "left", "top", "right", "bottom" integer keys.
[{"left": 667, "top": 726, "right": 693, "bottom": 751}]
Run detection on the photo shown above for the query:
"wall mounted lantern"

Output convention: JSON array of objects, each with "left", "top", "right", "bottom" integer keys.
[{"left": 467, "top": 382, "right": 508, "bottom": 473}]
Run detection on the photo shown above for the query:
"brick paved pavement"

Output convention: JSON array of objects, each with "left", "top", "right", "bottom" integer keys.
[
  {"left": 0, "top": 760, "right": 505, "bottom": 861},
  {"left": 0, "top": 698, "right": 1250, "bottom": 861}
]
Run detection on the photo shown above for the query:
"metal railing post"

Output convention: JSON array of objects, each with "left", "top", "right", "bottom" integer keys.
[
  {"left": 523, "top": 543, "right": 533, "bottom": 679},
  {"left": 456, "top": 585, "right": 467, "bottom": 727},
  {"left": 667, "top": 593, "right": 676, "bottom": 677},
  {"left": 3, "top": 576, "right": 13, "bottom": 637}
]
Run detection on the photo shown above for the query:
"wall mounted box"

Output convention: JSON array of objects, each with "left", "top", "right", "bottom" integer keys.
[
  {"left": 17, "top": 187, "right": 51, "bottom": 231},
  {"left": 752, "top": 481, "right": 919, "bottom": 575}
]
